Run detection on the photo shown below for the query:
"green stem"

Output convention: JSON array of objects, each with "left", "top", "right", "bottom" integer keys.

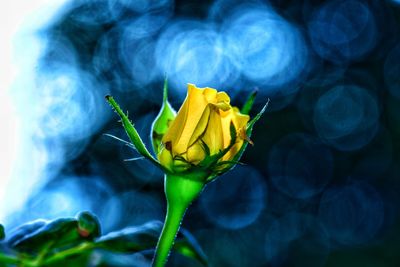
[{"left": 152, "top": 173, "right": 205, "bottom": 267}]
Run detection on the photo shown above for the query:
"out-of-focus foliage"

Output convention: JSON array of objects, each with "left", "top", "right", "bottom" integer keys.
[{"left": 0, "top": 212, "right": 206, "bottom": 266}]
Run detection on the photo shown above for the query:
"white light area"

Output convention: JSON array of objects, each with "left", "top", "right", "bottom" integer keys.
[
  {"left": 0, "top": 91, "right": 18, "bottom": 220},
  {"left": 0, "top": 0, "right": 69, "bottom": 222}
]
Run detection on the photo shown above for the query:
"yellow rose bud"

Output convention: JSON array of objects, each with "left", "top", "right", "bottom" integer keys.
[
  {"left": 158, "top": 84, "right": 250, "bottom": 174},
  {"left": 106, "top": 81, "right": 266, "bottom": 267}
]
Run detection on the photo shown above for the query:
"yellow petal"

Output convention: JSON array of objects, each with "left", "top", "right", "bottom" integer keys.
[
  {"left": 188, "top": 104, "right": 211, "bottom": 148},
  {"left": 232, "top": 107, "right": 250, "bottom": 132},
  {"left": 219, "top": 109, "right": 234, "bottom": 149},
  {"left": 223, "top": 142, "right": 242, "bottom": 161},
  {"left": 204, "top": 87, "right": 217, "bottom": 102},
  {"left": 219, "top": 107, "right": 250, "bottom": 161},
  {"left": 160, "top": 83, "right": 250, "bottom": 166},
  {"left": 213, "top": 91, "right": 231, "bottom": 111},
  {"left": 157, "top": 146, "right": 174, "bottom": 171},
  {"left": 186, "top": 142, "right": 207, "bottom": 164},
  {"left": 162, "top": 84, "right": 209, "bottom": 154},
  {"left": 202, "top": 106, "right": 224, "bottom": 155},
  {"left": 217, "top": 91, "right": 230, "bottom": 103}
]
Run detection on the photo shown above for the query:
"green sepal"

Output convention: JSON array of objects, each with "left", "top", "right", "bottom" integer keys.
[
  {"left": 241, "top": 89, "right": 258, "bottom": 115},
  {"left": 247, "top": 99, "right": 269, "bottom": 130},
  {"left": 103, "top": 134, "right": 146, "bottom": 161},
  {"left": 200, "top": 140, "right": 211, "bottom": 157},
  {"left": 151, "top": 78, "right": 177, "bottom": 155},
  {"left": 216, "top": 160, "right": 246, "bottom": 168},
  {"left": 103, "top": 133, "right": 135, "bottom": 149},
  {"left": 105, "top": 95, "right": 166, "bottom": 172},
  {"left": 0, "top": 224, "right": 5, "bottom": 241},
  {"left": 197, "top": 122, "right": 237, "bottom": 175}
]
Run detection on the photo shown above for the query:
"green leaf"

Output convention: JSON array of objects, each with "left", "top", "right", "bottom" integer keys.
[
  {"left": 9, "top": 218, "right": 77, "bottom": 253},
  {"left": 95, "top": 221, "right": 160, "bottom": 252},
  {"left": 105, "top": 95, "right": 165, "bottom": 171},
  {"left": 0, "top": 224, "right": 4, "bottom": 241},
  {"left": 175, "top": 228, "right": 208, "bottom": 266},
  {"left": 150, "top": 78, "right": 177, "bottom": 155},
  {"left": 96, "top": 221, "right": 207, "bottom": 266},
  {"left": 241, "top": 89, "right": 258, "bottom": 115},
  {"left": 8, "top": 220, "right": 47, "bottom": 249},
  {"left": 2, "top": 216, "right": 207, "bottom": 266},
  {"left": 9, "top": 212, "right": 100, "bottom": 254}
]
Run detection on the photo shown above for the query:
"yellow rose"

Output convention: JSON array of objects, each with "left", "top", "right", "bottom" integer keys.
[
  {"left": 158, "top": 84, "right": 250, "bottom": 172},
  {"left": 106, "top": 81, "right": 266, "bottom": 267}
]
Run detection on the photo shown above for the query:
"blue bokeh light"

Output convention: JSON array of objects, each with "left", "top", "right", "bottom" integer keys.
[
  {"left": 108, "top": 0, "right": 173, "bottom": 17},
  {"left": 308, "top": 0, "right": 377, "bottom": 64},
  {"left": 268, "top": 133, "right": 333, "bottom": 199},
  {"left": 155, "top": 3, "right": 309, "bottom": 96},
  {"left": 265, "top": 213, "right": 330, "bottom": 267},
  {"left": 199, "top": 166, "right": 266, "bottom": 230},
  {"left": 119, "top": 36, "right": 159, "bottom": 87},
  {"left": 222, "top": 5, "right": 308, "bottom": 88},
  {"left": 99, "top": 191, "right": 163, "bottom": 233},
  {"left": 156, "top": 20, "right": 237, "bottom": 92},
  {"left": 69, "top": 0, "right": 116, "bottom": 25},
  {"left": 33, "top": 66, "right": 110, "bottom": 141},
  {"left": 318, "top": 181, "right": 384, "bottom": 246},
  {"left": 313, "top": 85, "right": 379, "bottom": 151}
]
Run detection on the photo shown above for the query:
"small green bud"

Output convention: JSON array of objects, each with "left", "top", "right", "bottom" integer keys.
[
  {"left": 151, "top": 79, "right": 176, "bottom": 155},
  {"left": 77, "top": 211, "right": 101, "bottom": 239}
]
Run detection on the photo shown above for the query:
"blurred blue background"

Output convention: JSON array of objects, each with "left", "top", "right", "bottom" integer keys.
[{"left": 2, "top": 0, "right": 400, "bottom": 266}]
